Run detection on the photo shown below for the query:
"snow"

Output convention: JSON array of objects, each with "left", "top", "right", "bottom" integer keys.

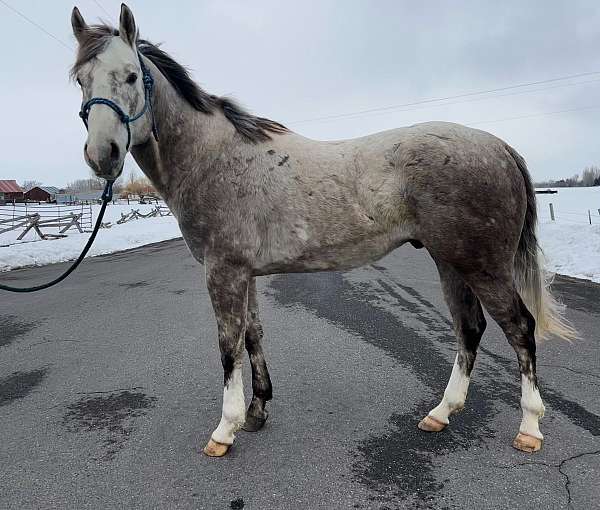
[
  {"left": 538, "top": 221, "right": 600, "bottom": 282},
  {"left": 535, "top": 187, "right": 600, "bottom": 225},
  {"left": 535, "top": 187, "right": 600, "bottom": 283},
  {"left": 0, "top": 189, "right": 599, "bottom": 283},
  {"left": 0, "top": 203, "right": 181, "bottom": 272}
]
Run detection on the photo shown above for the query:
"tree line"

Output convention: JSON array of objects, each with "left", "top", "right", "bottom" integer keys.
[{"left": 536, "top": 165, "right": 600, "bottom": 188}]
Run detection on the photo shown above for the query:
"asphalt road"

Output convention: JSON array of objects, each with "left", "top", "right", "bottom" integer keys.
[{"left": 1, "top": 239, "right": 599, "bottom": 510}]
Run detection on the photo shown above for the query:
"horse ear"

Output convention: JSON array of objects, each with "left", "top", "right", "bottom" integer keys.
[
  {"left": 71, "top": 6, "right": 87, "bottom": 44},
  {"left": 119, "top": 3, "right": 137, "bottom": 47}
]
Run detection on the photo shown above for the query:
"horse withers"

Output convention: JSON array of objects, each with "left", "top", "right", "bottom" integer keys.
[{"left": 70, "top": 4, "right": 577, "bottom": 457}]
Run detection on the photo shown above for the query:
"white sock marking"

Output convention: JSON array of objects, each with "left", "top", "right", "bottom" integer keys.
[
  {"left": 519, "top": 375, "right": 545, "bottom": 439},
  {"left": 211, "top": 366, "right": 245, "bottom": 445},
  {"left": 429, "top": 355, "right": 470, "bottom": 424}
]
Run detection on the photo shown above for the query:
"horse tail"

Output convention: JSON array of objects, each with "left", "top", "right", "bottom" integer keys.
[{"left": 506, "top": 144, "right": 578, "bottom": 342}]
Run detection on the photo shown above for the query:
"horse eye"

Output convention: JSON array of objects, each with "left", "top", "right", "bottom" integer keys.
[{"left": 126, "top": 73, "right": 138, "bottom": 85}]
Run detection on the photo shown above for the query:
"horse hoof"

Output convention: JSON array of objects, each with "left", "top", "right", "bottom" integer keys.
[
  {"left": 203, "top": 439, "right": 231, "bottom": 457},
  {"left": 418, "top": 415, "right": 447, "bottom": 432},
  {"left": 512, "top": 433, "right": 542, "bottom": 453},
  {"left": 242, "top": 414, "right": 267, "bottom": 432}
]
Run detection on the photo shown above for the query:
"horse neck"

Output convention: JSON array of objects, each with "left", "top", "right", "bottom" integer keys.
[{"left": 130, "top": 59, "right": 237, "bottom": 200}]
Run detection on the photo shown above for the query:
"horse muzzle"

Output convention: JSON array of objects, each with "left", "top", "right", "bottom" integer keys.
[{"left": 84, "top": 140, "right": 124, "bottom": 180}]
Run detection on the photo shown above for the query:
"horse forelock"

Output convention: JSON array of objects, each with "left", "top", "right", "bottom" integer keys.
[
  {"left": 71, "top": 23, "right": 289, "bottom": 143},
  {"left": 70, "top": 24, "right": 118, "bottom": 81}
]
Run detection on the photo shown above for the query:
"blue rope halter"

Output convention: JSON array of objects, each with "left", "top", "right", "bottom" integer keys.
[{"left": 79, "top": 52, "right": 159, "bottom": 150}]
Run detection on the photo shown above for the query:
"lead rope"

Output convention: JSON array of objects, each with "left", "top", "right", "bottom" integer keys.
[{"left": 0, "top": 181, "right": 113, "bottom": 293}]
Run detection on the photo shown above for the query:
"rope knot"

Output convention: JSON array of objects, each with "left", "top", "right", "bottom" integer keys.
[{"left": 143, "top": 74, "right": 153, "bottom": 89}]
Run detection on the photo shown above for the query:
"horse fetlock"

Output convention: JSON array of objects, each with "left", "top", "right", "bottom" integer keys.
[
  {"left": 211, "top": 417, "right": 238, "bottom": 445},
  {"left": 223, "top": 408, "right": 246, "bottom": 433},
  {"left": 243, "top": 397, "right": 269, "bottom": 432},
  {"left": 444, "top": 395, "right": 466, "bottom": 414},
  {"left": 450, "top": 402, "right": 465, "bottom": 414}
]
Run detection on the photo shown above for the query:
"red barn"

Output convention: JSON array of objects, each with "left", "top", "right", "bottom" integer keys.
[
  {"left": 24, "top": 186, "right": 60, "bottom": 202},
  {"left": 0, "top": 180, "right": 24, "bottom": 202}
]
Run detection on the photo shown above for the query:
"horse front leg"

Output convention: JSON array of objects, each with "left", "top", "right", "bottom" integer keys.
[{"left": 203, "top": 259, "right": 250, "bottom": 457}]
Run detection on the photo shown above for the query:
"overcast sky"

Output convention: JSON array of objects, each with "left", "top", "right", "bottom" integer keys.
[{"left": 1, "top": 0, "right": 599, "bottom": 186}]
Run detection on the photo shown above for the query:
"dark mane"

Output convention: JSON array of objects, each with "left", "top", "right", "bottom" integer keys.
[{"left": 71, "top": 25, "right": 289, "bottom": 143}]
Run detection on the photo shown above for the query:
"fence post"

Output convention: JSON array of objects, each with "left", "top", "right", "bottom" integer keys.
[
  {"left": 589, "top": 210, "right": 592, "bottom": 225},
  {"left": 549, "top": 203, "right": 555, "bottom": 221}
]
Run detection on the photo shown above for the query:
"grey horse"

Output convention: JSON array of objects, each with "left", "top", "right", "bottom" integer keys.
[{"left": 70, "top": 4, "right": 576, "bottom": 457}]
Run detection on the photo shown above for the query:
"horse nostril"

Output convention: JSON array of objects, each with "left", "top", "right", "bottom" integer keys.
[
  {"left": 109, "top": 141, "right": 120, "bottom": 161},
  {"left": 84, "top": 143, "right": 89, "bottom": 157}
]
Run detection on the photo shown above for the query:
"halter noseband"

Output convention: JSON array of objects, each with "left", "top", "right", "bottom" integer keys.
[{"left": 79, "top": 53, "right": 159, "bottom": 150}]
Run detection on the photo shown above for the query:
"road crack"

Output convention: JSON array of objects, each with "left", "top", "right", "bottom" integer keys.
[
  {"left": 558, "top": 449, "right": 600, "bottom": 509},
  {"left": 494, "top": 449, "right": 600, "bottom": 509}
]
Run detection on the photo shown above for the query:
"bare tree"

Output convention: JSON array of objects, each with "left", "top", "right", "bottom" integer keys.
[
  {"left": 65, "top": 177, "right": 105, "bottom": 192},
  {"left": 21, "top": 180, "right": 42, "bottom": 191},
  {"left": 123, "top": 173, "right": 156, "bottom": 200},
  {"left": 565, "top": 174, "right": 580, "bottom": 187},
  {"left": 581, "top": 166, "right": 600, "bottom": 187}
]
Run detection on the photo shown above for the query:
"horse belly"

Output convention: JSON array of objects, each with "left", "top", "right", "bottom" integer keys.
[{"left": 253, "top": 230, "right": 407, "bottom": 275}]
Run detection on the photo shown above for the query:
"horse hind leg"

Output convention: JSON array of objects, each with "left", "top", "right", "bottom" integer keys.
[
  {"left": 468, "top": 271, "right": 545, "bottom": 452},
  {"left": 242, "top": 277, "right": 273, "bottom": 432},
  {"left": 419, "top": 263, "right": 486, "bottom": 432}
]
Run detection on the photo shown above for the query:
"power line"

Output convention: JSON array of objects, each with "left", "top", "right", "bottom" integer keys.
[
  {"left": 290, "top": 71, "right": 600, "bottom": 125},
  {"left": 0, "top": 0, "right": 73, "bottom": 51},
  {"left": 468, "top": 104, "right": 600, "bottom": 127},
  {"left": 292, "top": 78, "right": 600, "bottom": 125},
  {"left": 90, "top": 0, "right": 117, "bottom": 25}
]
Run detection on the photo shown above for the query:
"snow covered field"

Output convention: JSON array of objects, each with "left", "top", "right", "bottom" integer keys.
[
  {"left": 0, "top": 188, "right": 599, "bottom": 283},
  {"left": 535, "top": 187, "right": 600, "bottom": 282},
  {"left": 0, "top": 203, "right": 180, "bottom": 272}
]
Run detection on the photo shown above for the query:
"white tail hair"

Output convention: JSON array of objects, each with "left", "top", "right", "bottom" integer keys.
[{"left": 507, "top": 144, "right": 578, "bottom": 342}]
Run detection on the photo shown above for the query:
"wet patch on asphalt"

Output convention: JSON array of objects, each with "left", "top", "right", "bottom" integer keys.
[
  {"left": 356, "top": 408, "right": 493, "bottom": 510},
  {"left": 0, "top": 315, "right": 42, "bottom": 347},
  {"left": 230, "top": 497, "right": 245, "bottom": 509},
  {"left": 0, "top": 368, "right": 48, "bottom": 406},
  {"left": 119, "top": 281, "right": 150, "bottom": 290},
  {"left": 62, "top": 389, "right": 157, "bottom": 460}
]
